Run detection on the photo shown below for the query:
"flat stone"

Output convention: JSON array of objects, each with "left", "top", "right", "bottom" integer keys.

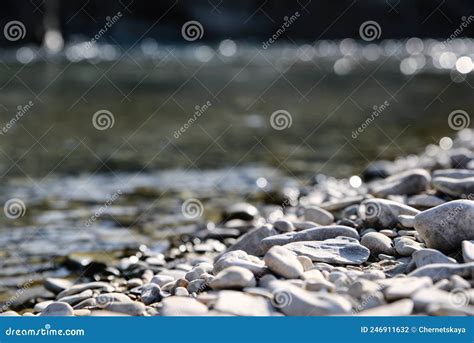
[
  {"left": 462, "top": 240, "right": 474, "bottom": 263},
  {"left": 304, "top": 206, "right": 334, "bottom": 225},
  {"left": 408, "top": 262, "right": 474, "bottom": 282},
  {"left": 369, "top": 169, "right": 431, "bottom": 197},
  {"left": 151, "top": 275, "right": 175, "bottom": 287},
  {"left": 414, "top": 200, "right": 474, "bottom": 252},
  {"left": 40, "top": 302, "right": 74, "bottom": 316},
  {"left": 210, "top": 266, "right": 256, "bottom": 290},
  {"left": 412, "top": 248, "right": 457, "bottom": 268},
  {"left": 103, "top": 302, "right": 146, "bottom": 316},
  {"left": 264, "top": 246, "right": 304, "bottom": 279},
  {"left": 34, "top": 300, "right": 54, "bottom": 313},
  {"left": 398, "top": 215, "right": 415, "bottom": 228},
  {"left": 348, "top": 279, "right": 381, "bottom": 299},
  {"left": 220, "top": 224, "right": 277, "bottom": 257},
  {"left": 356, "top": 299, "right": 413, "bottom": 316},
  {"left": 411, "top": 288, "right": 455, "bottom": 311},
  {"left": 359, "top": 199, "right": 420, "bottom": 229},
  {"left": 160, "top": 297, "right": 208, "bottom": 316},
  {"left": 268, "top": 281, "right": 352, "bottom": 316},
  {"left": 361, "top": 232, "right": 395, "bottom": 256},
  {"left": 57, "top": 289, "right": 93, "bottom": 306},
  {"left": 57, "top": 282, "right": 114, "bottom": 298},
  {"left": 261, "top": 226, "right": 360, "bottom": 252},
  {"left": 407, "top": 194, "right": 445, "bottom": 209},
  {"left": 433, "top": 169, "right": 474, "bottom": 179},
  {"left": 214, "top": 250, "right": 266, "bottom": 275},
  {"left": 394, "top": 237, "right": 423, "bottom": 256},
  {"left": 273, "top": 219, "right": 295, "bottom": 233},
  {"left": 383, "top": 277, "right": 433, "bottom": 300},
  {"left": 214, "top": 290, "right": 279, "bottom": 316},
  {"left": 185, "top": 263, "right": 213, "bottom": 282},
  {"left": 44, "top": 278, "right": 72, "bottom": 294},
  {"left": 187, "top": 279, "right": 208, "bottom": 293},
  {"left": 283, "top": 239, "right": 370, "bottom": 265},
  {"left": 432, "top": 176, "right": 474, "bottom": 197},
  {"left": 141, "top": 284, "right": 162, "bottom": 305}
]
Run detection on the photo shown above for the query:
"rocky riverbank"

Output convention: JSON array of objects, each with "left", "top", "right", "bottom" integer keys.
[{"left": 1, "top": 129, "right": 473, "bottom": 316}]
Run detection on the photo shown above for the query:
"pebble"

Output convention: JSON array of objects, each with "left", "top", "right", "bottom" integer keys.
[
  {"left": 361, "top": 232, "right": 395, "bottom": 256},
  {"left": 261, "top": 225, "right": 359, "bottom": 252},
  {"left": 369, "top": 169, "right": 431, "bottom": 197},
  {"left": 224, "top": 202, "right": 259, "bottom": 221},
  {"left": 383, "top": 277, "right": 433, "bottom": 300},
  {"left": 187, "top": 278, "right": 208, "bottom": 293},
  {"left": 141, "top": 284, "right": 162, "bottom": 305},
  {"left": 359, "top": 199, "right": 420, "bottom": 228},
  {"left": 273, "top": 219, "right": 295, "bottom": 232},
  {"left": 264, "top": 246, "right": 304, "bottom": 279},
  {"left": 432, "top": 176, "right": 474, "bottom": 197},
  {"left": 394, "top": 237, "right": 423, "bottom": 256},
  {"left": 462, "top": 240, "right": 474, "bottom": 263},
  {"left": 407, "top": 194, "right": 445, "bottom": 209},
  {"left": 356, "top": 299, "right": 414, "bottom": 316},
  {"left": 103, "top": 302, "right": 146, "bottom": 316},
  {"left": 57, "top": 282, "right": 114, "bottom": 298},
  {"left": 40, "top": 302, "right": 74, "bottom": 316},
  {"left": 412, "top": 248, "right": 457, "bottom": 268},
  {"left": 297, "top": 255, "right": 313, "bottom": 271},
  {"left": 57, "top": 289, "right": 93, "bottom": 305},
  {"left": 214, "top": 290, "right": 278, "bottom": 316},
  {"left": 210, "top": 266, "right": 256, "bottom": 290},
  {"left": 433, "top": 169, "right": 474, "bottom": 179},
  {"left": 151, "top": 275, "right": 175, "bottom": 287},
  {"left": 214, "top": 250, "right": 266, "bottom": 275},
  {"left": 408, "top": 262, "right": 474, "bottom": 282},
  {"left": 304, "top": 206, "right": 334, "bottom": 225},
  {"left": 160, "top": 297, "right": 208, "bottom": 316},
  {"left": 398, "top": 215, "right": 415, "bottom": 228},
  {"left": 284, "top": 238, "right": 370, "bottom": 265},
  {"left": 174, "top": 287, "right": 189, "bottom": 296},
  {"left": 221, "top": 224, "right": 277, "bottom": 256},
  {"left": 414, "top": 200, "right": 474, "bottom": 252},
  {"left": 44, "top": 278, "right": 72, "bottom": 294}
]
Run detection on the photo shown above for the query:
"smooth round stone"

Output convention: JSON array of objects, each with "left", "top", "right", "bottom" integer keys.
[
  {"left": 432, "top": 176, "right": 474, "bottom": 197},
  {"left": 210, "top": 266, "right": 256, "bottom": 290},
  {"left": 356, "top": 299, "right": 414, "bottom": 316},
  {"left": 224, "top": 203, "right": 259, "bottom": 221},
  {"left": 296, "top": 255, "right": 313, "bottom": 271},
  {"left": 0, "top": 311, "right": 20, "bottom": 316},
  {"left": 57, "top": 282, "right": 114, "bottom": 298},
  {"left": 383, "top": 277, "right": 433, "bottom": 300},
  {"left": 44, "top": 278, "right": 72, "bottom": 294},
  {"left": 57, "top": 289, "right": 93, "bottom": 306},
  {"left": 140, "top": 284, "right": 162, "bottom": 305},
  {"left": 273, "top": 219, "right": 295, "bottom": 233},
  {"left": 398, "top": 215, "right": 415, "bottom": 228},
  {"left": 379, "top": 229, "right": 397, "bottom": 238},
  {"left": 34, "top": 300, "right": 54, "bottom": 313},
  {"left": 264, "top": 246, "right": 304, "bottom": 279},
  {"left": 462, "top": 240, "right": 474, "bottom": 263},
  {"left": 220, "top": 224, "right": 277, "bottom": 257},
  {"left": 408, "top": 262, "right": 474, "bottom": 282},
  {"left": 414, "top": 200, "right": 474, "bottom": 252},
  {"left": 394, "top": 237, "right": 423, "bottom": 256},
  {"left": 127, "top": 278, "right": 143, "bottom": 288},
  {"left": 160, "top": 297, "right": 208, "bottom": 316},
  {"left": 359, "top": 198, "right": 420, "bottom": 229},
  {"left": 433, "top": 169, "right": 474, "bottom": 179},
  {"left": 214, "top": 290, "right": 278, "bottom": 316},
  {"left": 103, "top": 302, "right": 146, "bottom": 316},
  {"left": 361, "top": 232, "right": 395, "bottom": 256},
  {"left": 348, "top": 279, "right": 380, "bottom": 299},
  {"left": 174, "top": 287, "right": 189, "bottom": 296},
  {"left": 407, "top": 194, "right": 445, "bottom": 209},
  {"left": 40, "top": 302, "right": 74, "bottom": 316},
  {"left": 412, "top": 248, "right": 457, "bottom": 268},
  {"left": 185, "top": 264, "right": 213, "bottom": 282},
  {"left": 187, "top": 279, "right": 207, "bottom": 293},
  {"left": 369, "top": 169, "right": 431, "bottom": 197},
  {"left": 449, "top": 275, "right": 471, "bottom": 290},
  {"left": 284, "top": 239, "right": 370, "bottom": 265},
  {"left": 304, "top": 206, "right": 334, "bottom": 225},
  {"left": 151, "top": 275, "right": 175, "bottom": 287},
  {"left": 214, "top": 250, "right": 266, "bottom": 275},
  {"left": 96, "top": 293, "right": 132, "bottom": 306}
]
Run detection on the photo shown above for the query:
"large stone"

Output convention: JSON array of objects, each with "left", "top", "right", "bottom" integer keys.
[
  {"left": 160, "top": 297, "right": 208, "bottom": 316},
  {"left": 264, "top": 246, "right": 304, "bottom": 279},
  {"left": 220, "top": 224, "right": 277, "bottom": 257},
  {"left": 283, "top": 238, "right": 370, "bottom": 265},
  {"left": 304, "top": 206, "right": 334, "bottom": 225},
  {"left": 369, "top": 169, "right": 431, "bottom": 197},
  {"left": 414, "top": 200, "right": 474, "bottom": 252},
  {"left": 412, "top": 248, "right": 457, "bottom": 268},
  {"left": 361, "top": 232, "right": 395, "bottom": 256},
  {"left": 432, "top": 177, "right": 474, "bottom": 197},
  {"left": 214, "top": 291, "right": 278, "bottom": 316},
  {"left": 261, "top": 226, "right": 359, "bottom": 252},
  {"left": 408, "top": 262, "right": 474, "bottom": 282},
  {"left": 210, "top": 266, "right": 256, "bottom": 290},
  {"left": 214, "top": 250, "right": 266, "bottom": 275},
  {"left": 359, "top": 199, "right": 420, "bottom": 229}
]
